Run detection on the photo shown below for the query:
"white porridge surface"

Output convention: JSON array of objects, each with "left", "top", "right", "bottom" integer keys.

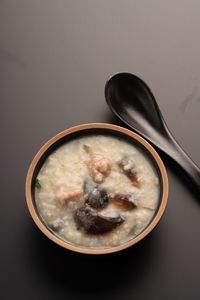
[{"left": 35, "top": 135, "right": 160, "bottom": 248}]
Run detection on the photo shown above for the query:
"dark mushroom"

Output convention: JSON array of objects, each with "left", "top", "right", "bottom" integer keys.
[
  {"left": 110, "top": 194, "right": 137, "bottom": 210},
  {"left": 83, "top": 179, "right": 109, "bottom": 209},
  {"left": 74, "top": 205, "right": 124, "bottom": 234},
  {"left": 118, "top": 157, "right": 141, "bottom": 187}
]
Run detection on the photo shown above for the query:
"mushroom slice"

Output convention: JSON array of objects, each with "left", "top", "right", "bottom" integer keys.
[
  {"left": 74, "top": 206, "right": 124, "bottom": 234},
  {"left": 118, "top": 157, "right": 141, "bottom": 187},
  {"left": 110, "top": 194, "right": 137, "bottom": 211},
  {"left": 84, "top": 179, "right": 109, "bottom": 209}
]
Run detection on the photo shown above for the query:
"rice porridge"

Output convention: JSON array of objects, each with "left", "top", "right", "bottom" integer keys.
[{"left": 35, "top": 135, "right": 160, "bottom": 248}]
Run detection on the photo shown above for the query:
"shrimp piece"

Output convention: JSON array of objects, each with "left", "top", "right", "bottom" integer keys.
[
  {"left": 54, "top": 185, "right": 83, "bottom": 206},
  {"left": 83, "top": 144, "right": 111, "bottom": 183}
]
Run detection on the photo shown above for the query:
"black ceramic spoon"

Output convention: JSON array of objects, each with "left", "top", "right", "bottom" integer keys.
[{"left": 105, "top": 72, "right": 200, "bottom": 195}]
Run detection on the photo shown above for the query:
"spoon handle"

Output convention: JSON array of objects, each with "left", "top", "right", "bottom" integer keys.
[{"left": 164, "top": 131, "right": 200, "bottom": 195}]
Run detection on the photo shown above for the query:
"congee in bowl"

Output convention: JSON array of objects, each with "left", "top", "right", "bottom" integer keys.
[{"left": 26, "top": 123, "right": 168, "bottom": 254}]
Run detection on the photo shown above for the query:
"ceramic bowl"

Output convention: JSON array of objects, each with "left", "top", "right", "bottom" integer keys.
[{"left": 25, "top": 123, "right": 168, "bottom": 254}]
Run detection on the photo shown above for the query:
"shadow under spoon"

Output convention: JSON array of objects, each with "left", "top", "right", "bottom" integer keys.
[{"left": 105, "top": 72, "right": 200, "bottom": 196}]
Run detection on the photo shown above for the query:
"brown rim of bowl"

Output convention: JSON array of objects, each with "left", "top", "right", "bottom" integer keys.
[{"left": 25, "top": 123, "right": 168, "bottom": 255}]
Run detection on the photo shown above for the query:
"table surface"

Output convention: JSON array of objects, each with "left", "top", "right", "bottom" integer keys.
[{"left": 1, "top": 1, "right": 200, "bottom": 299}]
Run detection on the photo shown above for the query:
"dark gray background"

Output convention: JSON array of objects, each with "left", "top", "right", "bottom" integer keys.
[{"left": 1, "top": 1, "right": 200, "bottom": 299}]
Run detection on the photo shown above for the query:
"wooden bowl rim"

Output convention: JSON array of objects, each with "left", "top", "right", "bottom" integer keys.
[{"left": 25, "top": 123, "right": 168, "bottom": 255}]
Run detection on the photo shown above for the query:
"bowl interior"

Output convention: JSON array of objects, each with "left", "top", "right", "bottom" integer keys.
[{"left": 28, "top": 125, "right": 167, "bottom": 254}]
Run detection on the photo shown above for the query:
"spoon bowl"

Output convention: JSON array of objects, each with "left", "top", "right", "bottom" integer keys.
[{"left": 105, "top": 72, "right": 200, "bottom": 195}]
